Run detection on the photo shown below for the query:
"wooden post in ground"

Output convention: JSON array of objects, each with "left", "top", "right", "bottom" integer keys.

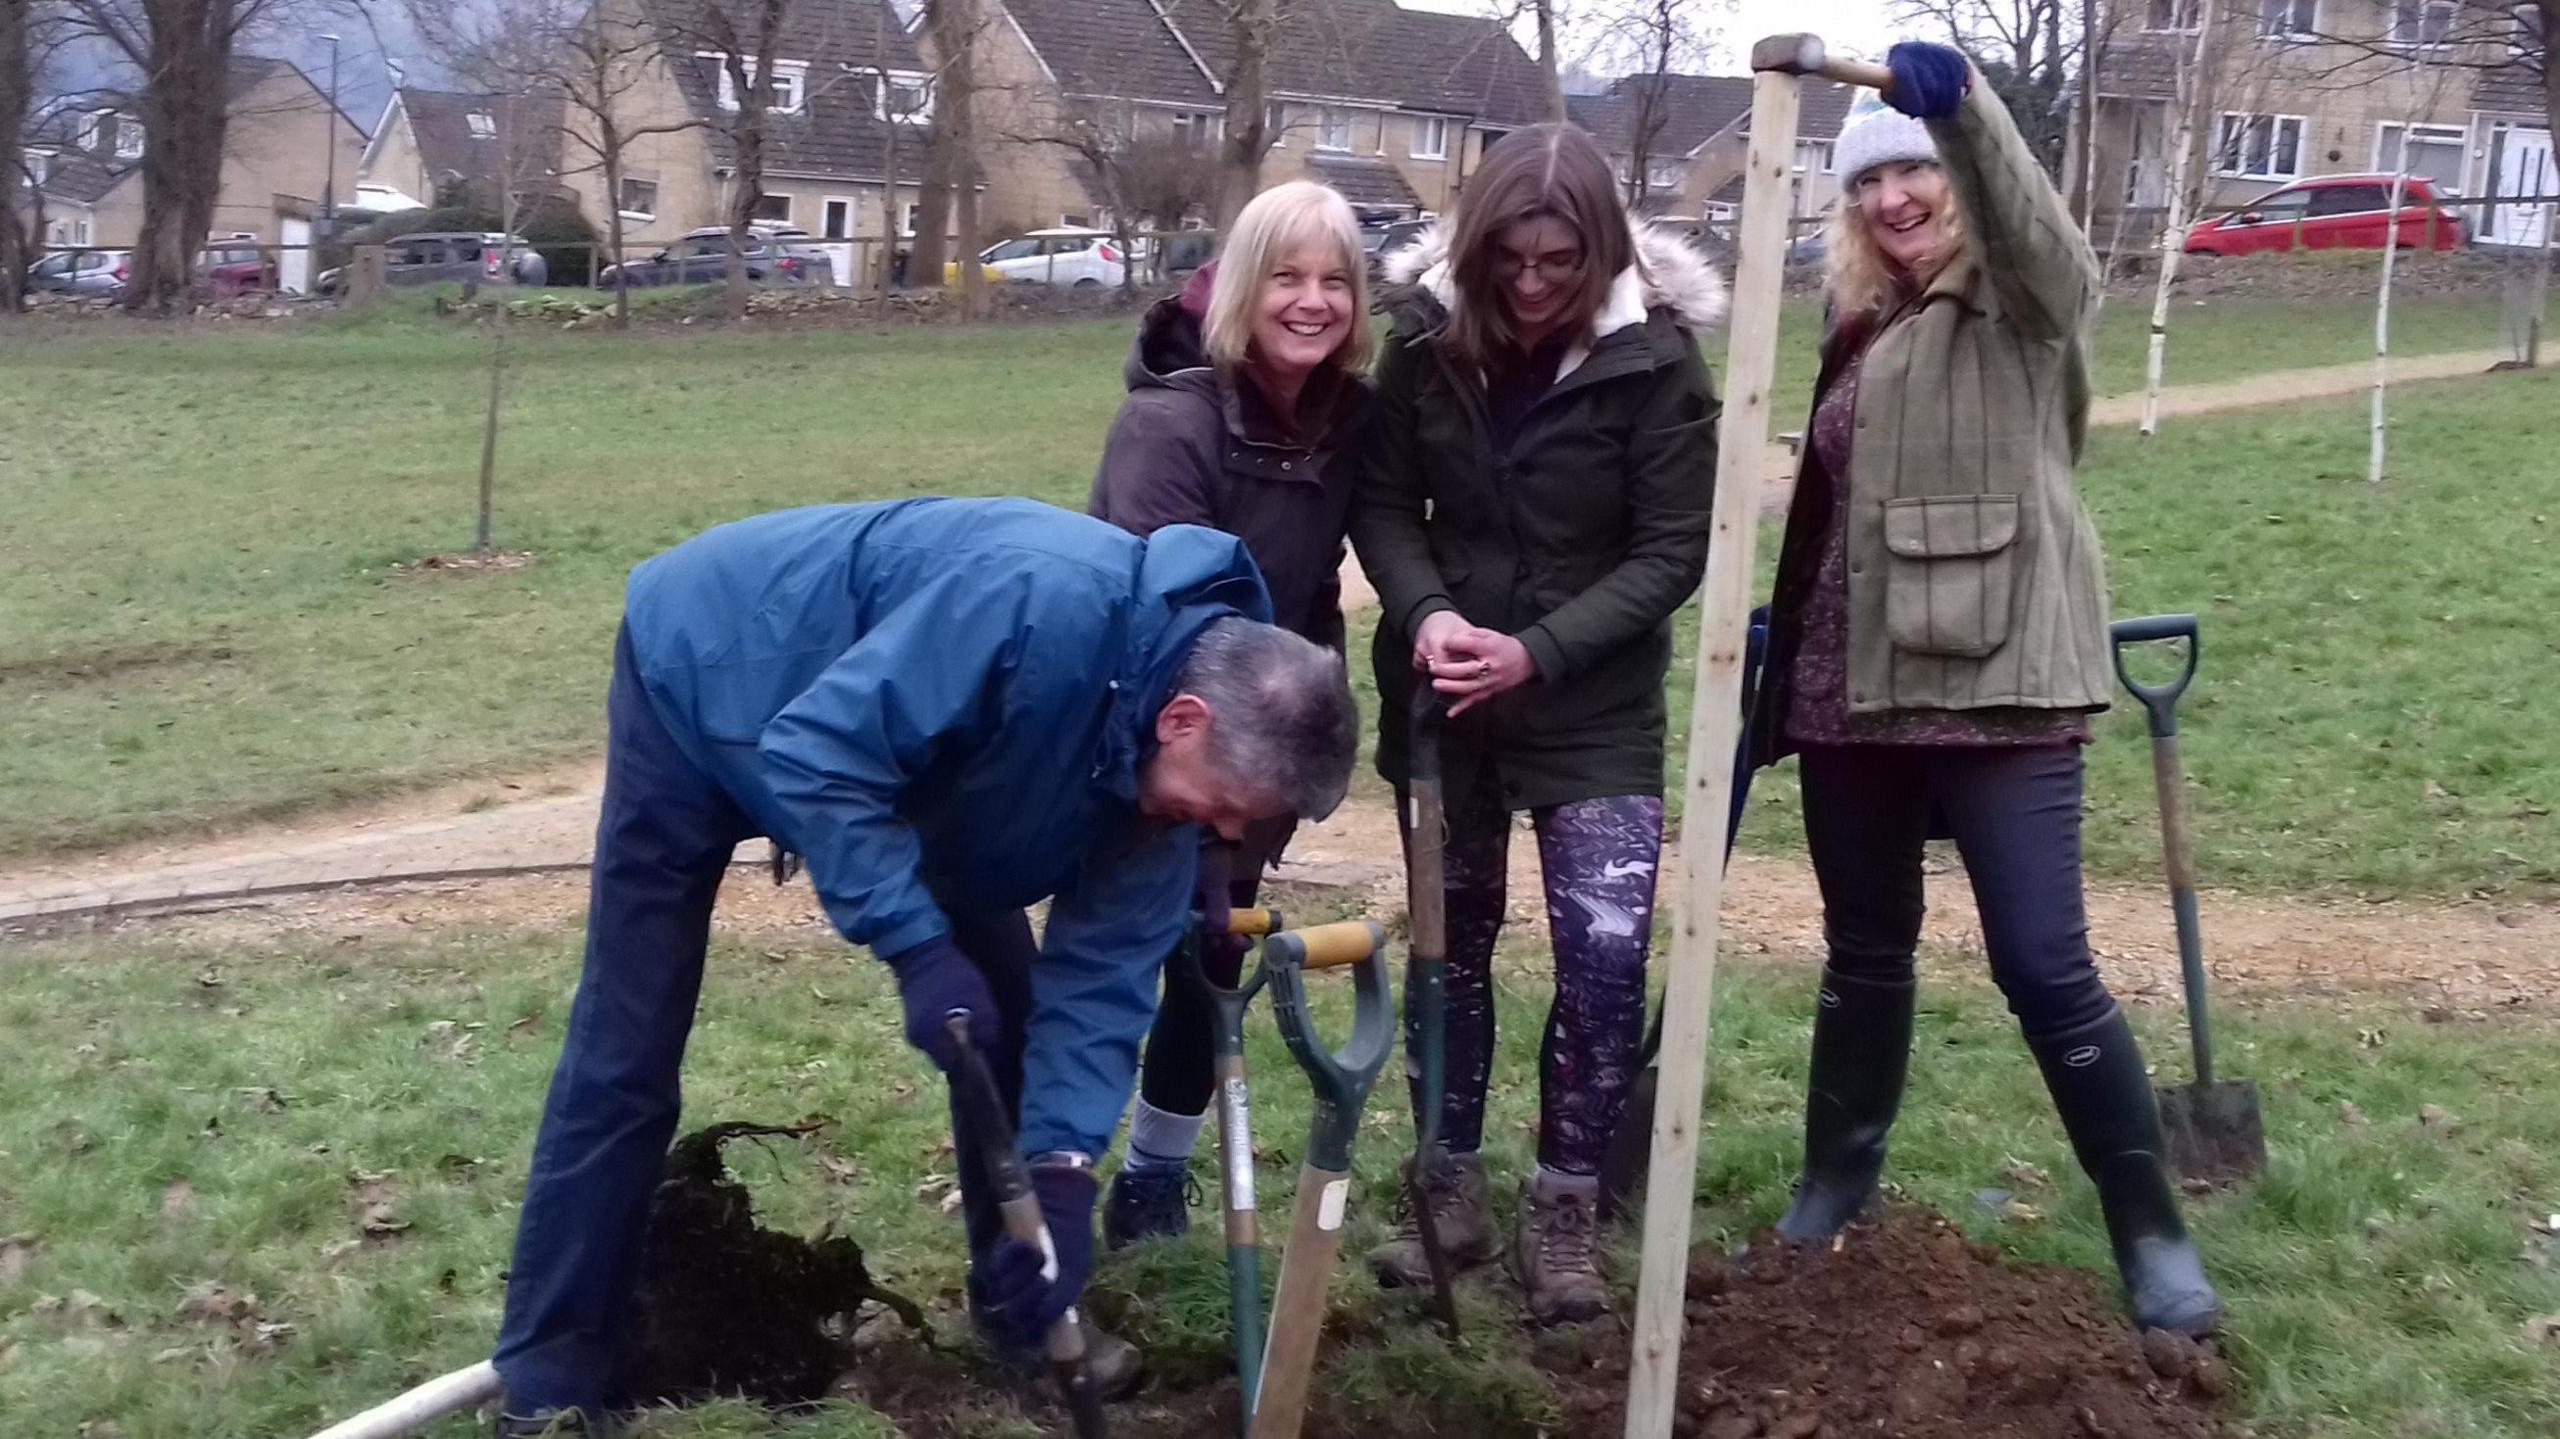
[{"left": 1620, "top": 33, "right": 1886, "bottom": 1439}]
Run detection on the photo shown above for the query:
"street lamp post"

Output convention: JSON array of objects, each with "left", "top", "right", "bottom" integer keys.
[{"left": 320, "top": 33, "right": 342, "bottom": 246}]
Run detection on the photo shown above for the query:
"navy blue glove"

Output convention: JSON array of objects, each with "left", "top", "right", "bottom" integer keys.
[
  {"left": 1884, "top": 41, "right": 1971, "bottom": 120},
  {"left": 887, "top": 935, "right": 998, "bottom": 1072},
  {"left": 973, "top": 1161, "right": 1099, "bottom": 1348}
]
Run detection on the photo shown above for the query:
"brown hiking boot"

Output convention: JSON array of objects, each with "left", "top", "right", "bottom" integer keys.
[
  {"left": 1365, "top": 1150, "right": 1499, "bottom": 1288},
  {"left": 1515, "top": 1168, "right": 1610, "bottom": 1326}
]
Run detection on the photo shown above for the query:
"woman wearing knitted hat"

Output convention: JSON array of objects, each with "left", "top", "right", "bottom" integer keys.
[{"left": 1751, "top": 42, "right": 2222, "bottom": 1337}]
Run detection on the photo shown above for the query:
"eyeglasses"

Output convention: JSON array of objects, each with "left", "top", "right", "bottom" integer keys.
[{"left": 1489, "top": 250, "right": 1585, "bottom": 283}]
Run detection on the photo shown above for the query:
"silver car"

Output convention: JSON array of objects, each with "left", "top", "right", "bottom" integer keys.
[{"left": 26, "top": 250, "right": 130, "bottom": 297}]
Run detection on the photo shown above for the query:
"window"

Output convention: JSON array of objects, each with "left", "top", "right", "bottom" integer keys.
[
  {"left": 1316, "top": 107, "right": 1353, "bottom": 153},
  {"left": 466, "top": 111, "right": 497, "bottom": 139},
  {"left": 22, "top": 149, "right": 51, "bottom": 185},
  {"left": 2390, "top": 0, "right": 2456, "bottom": 47},
  {"left": 2307, "top": 183, "right": 2393, "bottom": 215},
  {"left": 2374, "top": 122, "right": 2467, "bottom": 193},
  {"left": 1793, "top": 140, "right": 1835, "bottom": 174},
  {"left": 76, "top": 111, "right": 105, "bottom": 148},
  {"left": 2147, "top": 0, "right": 2202, "bottom": 30},
  {"left": 1265, "top": 101, "right": 1290, "bottom": 139},
  {"left": 706, "top": 54, "right": 808, "bottom": 114},
  {"left": 1171, "top": 110, "right": 1220, "bottom": 150},
  {"left": 2257, "top": 0, "right": 2318, "bottom": 40},
  {"left": 618, "top": 177, "right": 659, "bottom": 219},
  {"left": 2229, "top": 189, "right": 2312, "bottom": 224},
  {"left": 116, "top": 118, "right": 144, "bottom": 159},
  {"left": 2214, "top": 113, "right": 2305, "bottom": 179},
  {"left": 752, "top": 192, "right": 793, "bottom": 223},
  {"left": 901, "top": 202, "right": 921, "bottom": 237},
  {"left": 1411, "top": 115, "right": 1449, "bottom": 160},
  {"left": 823, "top": 196, "right": 853, "bottom": 240},
  {"left": 875, "top": 70, "right": 932, "bottom": 123}
]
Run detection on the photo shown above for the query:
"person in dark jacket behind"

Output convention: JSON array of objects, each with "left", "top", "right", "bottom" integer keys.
[
  {"left": 1087, "top": 179, "right": 1376, "bottom": 1248},
  {"left": 486, "top": 498, "right": 1360, "bottom": 1436},
  {"left": 1350, "top": 123, "right": 1723, "bottom": 1326},
  {"left": 1752, "top": 45, "right": 2221, "bottom": 1338}
]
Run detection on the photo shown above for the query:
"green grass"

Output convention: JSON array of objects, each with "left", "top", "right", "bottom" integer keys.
[
  {"left": 2, "top": 298, "right": 2552, "bottom": 895},
  {"left": 2, "top": 921, "right": 2555, "bottom": 1436}
]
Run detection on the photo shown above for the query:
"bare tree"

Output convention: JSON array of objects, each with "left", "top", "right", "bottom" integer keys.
[
  {"left": 543, "top": 0, "right": 702, "bottom": 327},
  {"left": 1587, "top": 0, "right": 1710, "bottom": 210},
  {"left": 1534, "top": 0, "right": 1567, "bottom": 120},
  {"left": 1003, "top": 111, "right": 1215, "bottom": 294},
  {"left": 2370, "top": 48, "right": 2462, "bottom": 481},
  {"left": 1897, "top": 0, "right": 2082, "bottom": 175},
  {"left": 908, "top": 0, "right": 988, "bottom": 315},
  {"left": 60, "top": 0, "right": 333, "bottom": 312},
  {"left": 2292, "top": 2, "right": 2552, "bottom": 163},
  {"left": 401, "top": 0, "right": 564, "bottom": 557},
  {"left": 1, "top": 1, "right": 67, "bottom": 312},
  {"left": 2138, "top": 0, "right": 2223, "bottom": 437},
  {"left": 646, "top": 0, "right": 797, "bottom": 319},
  {"left": 1213, "top": 0, "right": 1280, "bottom": 228}
]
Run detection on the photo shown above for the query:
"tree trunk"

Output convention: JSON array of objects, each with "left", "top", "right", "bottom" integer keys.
[
  {"left": 129, "top": 15, "right": 240, "bottom": 314},
  {"left": 1534, "top": 0, "right": 1565, "bottom": 123},
  {"left": 2138, "top": 0, "right": 2218, "bottom": 438},
  {"left": 875, "top": 3, "right": 900, "bottom": 293},
  {"left": 476, "top": 132, "right": 522, "bottom": 555},
  {"left": 2371, "top": 136, "right": 2411, "bottom": 484},
  {"left": 0, "top": 0, "right": 30, "bottom": 314},
  {"left": 1216, "top": 0, "right": 1276, "bottom": 229},
  {"left": 602, "top": 136, "right": 631, "bottom": 328}
]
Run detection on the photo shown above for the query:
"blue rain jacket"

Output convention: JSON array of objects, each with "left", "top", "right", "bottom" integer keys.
[{"left": 621, "top": 497, "right": 1271, "bottom": 1157}]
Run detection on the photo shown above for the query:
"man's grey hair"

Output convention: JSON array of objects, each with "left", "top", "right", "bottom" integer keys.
[{"left": 1176, "top": 617, "right": 1359, "bottom": 821}]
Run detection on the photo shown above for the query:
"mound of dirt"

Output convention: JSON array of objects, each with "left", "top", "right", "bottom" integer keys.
[
  {"left": 612, "top": 1121, "right": 925, "bottom": 1409},
  {"left": 1548, "top": 1209, "right": 2233, "bottom": 1439}
]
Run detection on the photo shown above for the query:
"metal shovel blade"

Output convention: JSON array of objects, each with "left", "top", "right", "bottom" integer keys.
[{"left": 2157, "top": 1077, "right": 2266, "bottom": 1185}]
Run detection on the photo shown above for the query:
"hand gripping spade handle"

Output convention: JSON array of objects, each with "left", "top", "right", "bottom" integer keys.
[
  {"left": 1247, "top": 921, "right": 1392, "bottom": 1439},
  {"left": 944, "top": 1013, "right": 1108, "bottom": 1439}
]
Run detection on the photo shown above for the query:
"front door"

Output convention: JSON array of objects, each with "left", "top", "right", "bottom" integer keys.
[
  {"left": 278, "top": 217, "right": 313, "bottom": 294},
  {"left": 2485, "top": 125, "right": 2555, "bottom": 249}
]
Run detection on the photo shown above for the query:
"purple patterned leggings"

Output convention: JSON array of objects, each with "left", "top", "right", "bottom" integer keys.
[{"left": 1402, "top": 786, "right": 1667, "bottom": 1176}]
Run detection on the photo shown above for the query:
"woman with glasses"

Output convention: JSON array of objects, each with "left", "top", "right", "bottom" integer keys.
[{"left": 1350, "top": 121, "right": 1723, "bottom": 1325}]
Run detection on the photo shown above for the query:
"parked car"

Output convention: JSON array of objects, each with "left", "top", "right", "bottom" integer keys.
[
  {"left": 198, "top": 243, "right": 276, "bottom": 297},
  {"left": 595, "top": 226, "right": 830, "bottom": 289},
  {"left": 2183, "top": 174, "right": 2467, "bottom": 257},
  {"left": 317, "top": 231, "right": 549, "bottom": 296},
  {"left": 25, "top": 249, "right": 130, "bottom": 298},
  {"left": 1361, "top": 219, "right": 1431, "bottom": 282},
  {"left": 1783, "top": 227, "right": 1829, "bottom": 270},
  {"left": 968, "top": 228, "right": 1128, "bottom": 288}
]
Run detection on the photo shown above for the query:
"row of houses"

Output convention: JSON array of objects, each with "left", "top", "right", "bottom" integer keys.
[{"left": 17, "top": 0, "right": 2549, "bottom": 274}]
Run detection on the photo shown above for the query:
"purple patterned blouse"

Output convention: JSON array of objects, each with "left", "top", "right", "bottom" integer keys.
[{"left": 1782, "top": 344, "right": 2091, "bottom": 748}]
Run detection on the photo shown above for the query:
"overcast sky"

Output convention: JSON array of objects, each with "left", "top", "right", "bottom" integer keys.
[{"left": 1398, "top": 0, "right": 1903, "bottom": 74}]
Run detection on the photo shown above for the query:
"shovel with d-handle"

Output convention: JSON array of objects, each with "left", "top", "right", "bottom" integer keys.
[
  {"left": 942, "top": 1013, "right": 1110, "bottom": 1439},
  {"left": 1399, "top": 691, "right": 1462, "bottom": 1339},
  {"left": 1194, "top": 902, "right": 1283, "bottom": 1413},
  {"left": 1248, "top": 920, "right": 1393, "bottom": 1439},
  {"left": 2109, "top": 615, "right": 2267, "bottom": 1184}
]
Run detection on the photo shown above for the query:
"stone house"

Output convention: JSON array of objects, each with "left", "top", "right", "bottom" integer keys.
[
  {"left": 17, "top": 56, "right": 366, "bottom": 286},
  {"left": 976, "top": 0, "right": 1548, "bottom": 225},
  {"left": 2086, "top": 0, "right": 2553, "bottom": 247}
]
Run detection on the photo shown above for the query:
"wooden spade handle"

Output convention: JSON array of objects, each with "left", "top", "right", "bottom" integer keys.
[
  {"left": 1248, "top": 1164, "right": 1353, "bottom": 1439},
  {"left": 1228, "top": 907, "right": 1282, "bottom": 937},
  {"left": 1280, "top": 920, "right": 1386, "bottom": 971},
  {"left": 1750, "top": 32, "right": 1893, "bottom": 90}
]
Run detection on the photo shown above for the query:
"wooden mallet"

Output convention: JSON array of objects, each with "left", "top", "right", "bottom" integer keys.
[{"left": 1617, "top": 33, "right": 1890, "bottom": 1439}]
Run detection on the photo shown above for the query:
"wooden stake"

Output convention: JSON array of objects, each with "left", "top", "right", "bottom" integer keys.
[{"left": 1621, "top": 35, "right": 1838, "bottom": 1439}]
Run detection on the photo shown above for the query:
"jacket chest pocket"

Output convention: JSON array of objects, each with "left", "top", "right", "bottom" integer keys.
[{"left": 1881, "top": 494, "right": 2019, "bottom": 659}]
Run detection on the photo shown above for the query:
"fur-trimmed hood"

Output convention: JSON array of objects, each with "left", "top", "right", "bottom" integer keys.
[{"left": 1382, "top": 217, "right": 1729, "bottom": 336}]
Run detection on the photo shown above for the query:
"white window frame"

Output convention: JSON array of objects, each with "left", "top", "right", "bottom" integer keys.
[
  {"left": 1170, "top": 109, "right": 1221, "bottom": 150},
  {"left": 2146, "top": 0, "right": 2203, "bottom": 31},
  {"left": 1264, "top": 101, "right": 1290, "bottom": 140},
  {"left": 2256, "top": 0, "right": 2320, "bottom": 41},
  {"left": 115, "top": 118, "right": 144, "bottom": 159},
  {"left": 751, "top": 192, "right": 793, "bottom": 224},
  {"left": 1315, "top": 107, "right": 1354, "bottom": 153},
  {"left": 821, "top": 195, "right": 856, "bottom": 240},
  {"left": 466, "top": 111, "right": 497, "bottom": 139},
  {"left": 2373, "top": 121, "right": 2468, "bottom": 187},
  {"left": 705, "top": 54, "right": 809, "bottom": 115},
  {"left": 2390, "top": 0, "right": 2457, "bottom": 49},
  {"left": 874, "top": 69, "right": 933, "bottom": 123},
  {"left": 1411, "top": 114, "right": 1449, "bottom": 161},
  {"left": 2214, "top": 112, "right": 2307, "bottom": 180},
  {"left": 77, "top": 111, "right": 105, "bottom": 148},
  {"left": 22, "top": 148, "right": 51, "bottom": 185},
  {"left": 617, "top": 176, "right": 659, "bottom": 221},
  {"left": 1647, "top": 157, "right": 1683, "bottom": 191}
]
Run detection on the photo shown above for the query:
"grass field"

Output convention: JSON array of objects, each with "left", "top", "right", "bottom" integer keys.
[
  {"left": 2, "top": 916, "right": 2555, "bottom": 1437},
  {"left": 3, "top": 297, "right": 2554, "bottom": 898}
]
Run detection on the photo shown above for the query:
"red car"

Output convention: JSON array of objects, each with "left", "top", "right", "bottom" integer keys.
[
  {"left": 197, "top": 242, "right": 278, "bottom": 297},
  {"left": 2184, "top": 174, "right": 2467, "bottom": 257}
]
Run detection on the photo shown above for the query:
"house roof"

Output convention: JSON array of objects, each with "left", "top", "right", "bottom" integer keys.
[
  {"left": 646, "top": 0, "right": 937, "bottom": 184},
  {"left": 1306, "top": 153, "right": 1422, "bottom": 208},
  {"left": 1568, "top": 73, "right": 1755, "bottom": 158},
  {"left": 394, "top": 87, "right": 568, "bottom": 199},
  {"left": 23, "top": 54, "right": 366, "bottom": 209},
  {"left": 2469, "top": 61, "right": 2546, "bottom": 116},
  {"left": 1003, "top": 0, "right": 1545, "bottom": 125}
]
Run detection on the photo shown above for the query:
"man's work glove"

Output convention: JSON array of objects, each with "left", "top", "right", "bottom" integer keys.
[
  {"left": 1883, "top": 41, "right": 1971, "bottom": 120},
  {"left": 888, "top": 935, "right": 998, "bottom": 1072},
  {"left": 972, "top": 1157, "right": 1099, "bottom": 1347}
]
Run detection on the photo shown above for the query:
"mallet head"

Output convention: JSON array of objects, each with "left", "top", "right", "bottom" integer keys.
[{"left": 1751, "top": 33, "right": 1828, "bottom": 75}]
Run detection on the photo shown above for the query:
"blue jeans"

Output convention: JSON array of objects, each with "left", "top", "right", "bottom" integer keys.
[
  {"left": 1797, "top": 742, "right": 2115, "bottom": 1041},
  {"left": 491, "top": 626, "right": 1034, "bottom": 1411}
]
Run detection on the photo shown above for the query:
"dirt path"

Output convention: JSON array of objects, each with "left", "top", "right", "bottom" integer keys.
[{"left": 6, "top": 350, "right": 2547, "bottom": 1019}]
